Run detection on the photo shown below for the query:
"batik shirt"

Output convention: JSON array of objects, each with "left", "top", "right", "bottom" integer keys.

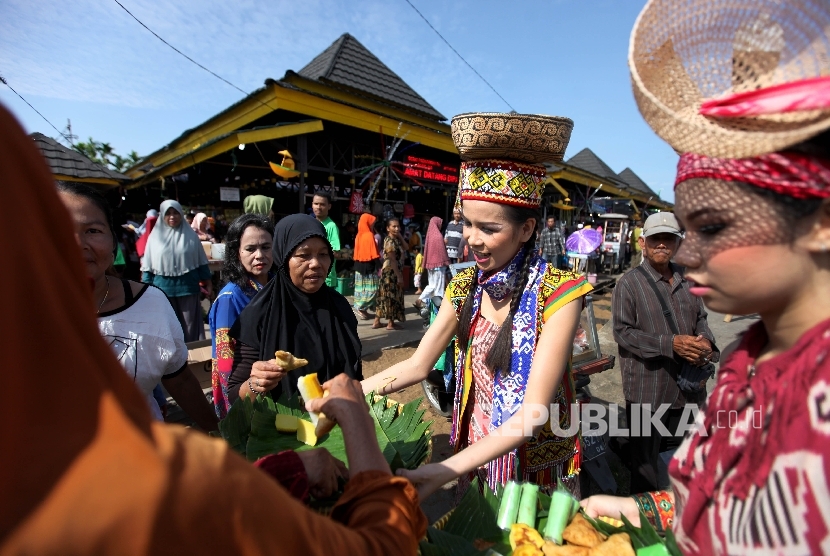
[
  {"left": 209, "top": 278, "right": 266, "bottom": 418},
  {"left": 670, "top": 318, "right": 830, "bottom": 555}
]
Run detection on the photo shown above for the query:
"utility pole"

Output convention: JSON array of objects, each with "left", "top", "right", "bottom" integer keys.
[{"left": 63, "top": 119, "right": 78, "bottom": 147}]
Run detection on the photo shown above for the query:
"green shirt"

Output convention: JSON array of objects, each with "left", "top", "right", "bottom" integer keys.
[
  {"left": 320, "top": 217, "right": 341, "bottom": 287},
  {"left": 114, "top": 245, "right": 126, "bottom": 269}
]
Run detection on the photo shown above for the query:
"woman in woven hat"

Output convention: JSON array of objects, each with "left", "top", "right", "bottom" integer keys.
[
  {"left": 582, "top": 0, "right": 830, "bottom": 553},
  {"left": 363, "top": 113, "right": 592, "bottom": 499}
]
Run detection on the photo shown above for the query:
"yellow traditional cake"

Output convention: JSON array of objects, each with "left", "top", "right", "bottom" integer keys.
[
  {"left": 275, "top": 414, "right": 299, "bottom": 433},
  {"left": 296, "top": 373, "right": 336, "bottom": 437},
  {"left": 296, "top": 418, "right": 317, "bottom": 446}
]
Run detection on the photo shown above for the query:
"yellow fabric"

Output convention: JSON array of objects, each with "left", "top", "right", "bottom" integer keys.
[
  {"left": 0, "top": 105, "right": 426, "bottom": 556},
  {"left": 631, "top": 226, "right": 643, "bottom": 252}
]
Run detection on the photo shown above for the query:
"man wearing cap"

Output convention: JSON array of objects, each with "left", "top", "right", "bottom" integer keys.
[{"left": 612, "top": 212, "right": 718, "bottom": 493}]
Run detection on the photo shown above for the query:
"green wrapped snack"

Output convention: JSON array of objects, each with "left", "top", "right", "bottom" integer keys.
[
  {"left": 517, "top": 483, "right": 539, "bottom": 526},
  {"left": 496, "top": 481, "right": 522, "bottom": 530},
  {"left": 637, "top": 545, "right": 671, "bottom": 556},
  {"left": 543, "top": 490, "right": 578, "bottom": 544}
]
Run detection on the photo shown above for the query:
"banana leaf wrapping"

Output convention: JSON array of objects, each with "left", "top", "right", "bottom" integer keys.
[
  {"left": 419, "top": 479, "right": 682, "bottom": 556},
  {"left": 219, "top": 392, "right": 433, "bottom": 472}
]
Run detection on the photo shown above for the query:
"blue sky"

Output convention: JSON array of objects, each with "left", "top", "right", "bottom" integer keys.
[{"left": 0, "top": 0, "right": 679, "bottom": 202}]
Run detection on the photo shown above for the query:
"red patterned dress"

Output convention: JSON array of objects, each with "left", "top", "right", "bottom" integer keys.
[{"left": 466, "top": 318, "right": 500, "bottom": 446}]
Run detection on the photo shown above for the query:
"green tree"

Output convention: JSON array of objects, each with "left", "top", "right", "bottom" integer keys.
[{"left": 73, "top": 138, "right": 141, "bottom": 173}]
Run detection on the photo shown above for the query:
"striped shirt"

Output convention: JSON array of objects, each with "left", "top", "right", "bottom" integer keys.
[{"left": 612, "top": 261, "right": 717, "bottom": 406}]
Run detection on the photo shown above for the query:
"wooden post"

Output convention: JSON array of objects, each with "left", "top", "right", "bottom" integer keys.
[{"left": 297, "top": 135, "right": 307, "bottom": 214}]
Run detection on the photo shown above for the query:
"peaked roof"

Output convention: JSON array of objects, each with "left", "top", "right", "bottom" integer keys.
[
  {"left": 31, "top": 133, "right": 127, "bottom": 183},
  {"left": 618, "top": 167, "right": 658, "bottom": 197},
  {"left": 297, "top": 33, "right": 445, "bottom": 122},
  {"left": 565, "top": 148, "right": 621, "bottom": 182}
]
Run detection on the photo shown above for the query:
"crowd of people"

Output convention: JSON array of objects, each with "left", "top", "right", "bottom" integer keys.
[{"left": 5, "top": 1, "right": 830, "bottom": 554}]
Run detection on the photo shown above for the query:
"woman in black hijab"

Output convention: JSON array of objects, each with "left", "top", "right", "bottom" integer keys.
[{"left": 227, "top": 214, "right": 362, "bottom": 403}]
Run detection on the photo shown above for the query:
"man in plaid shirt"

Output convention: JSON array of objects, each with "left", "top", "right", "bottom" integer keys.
[{"left": 537, "top": 216, "right": 565, "bottom": 268}]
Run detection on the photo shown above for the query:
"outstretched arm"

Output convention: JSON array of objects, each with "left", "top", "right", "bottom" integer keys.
[
  {"left": 361, "top": 298, "right": 458, "bottom": 395},
  {"left": 397, "top": 299, "right": 582, "bottom": 499}
]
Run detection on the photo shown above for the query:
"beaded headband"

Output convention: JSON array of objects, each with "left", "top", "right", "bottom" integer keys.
[{"left": 457, "top": 159, "right": 546, "bottom": 208}]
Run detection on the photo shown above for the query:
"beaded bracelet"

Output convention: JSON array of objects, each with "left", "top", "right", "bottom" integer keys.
[
  {"left": 631, "top": 490, "right": 674, "bottom": 534},
  {"left": 248, "top": 377, "right": 263, "bottom": 397}
]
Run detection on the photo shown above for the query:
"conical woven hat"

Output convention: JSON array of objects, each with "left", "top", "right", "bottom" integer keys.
[{"left": 629, "top": 0, "right": 830, "bottom": 158}]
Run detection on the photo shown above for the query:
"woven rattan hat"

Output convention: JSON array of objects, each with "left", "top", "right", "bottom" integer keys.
[
  {"left": 451, "top": 113, "right": 573, "bottom": 164},
  {"left": 629, "top": 0, "right": 830, "bottom": 158},
  {"left": 451, "top": 112, "right": 574, "bottom": 208}
]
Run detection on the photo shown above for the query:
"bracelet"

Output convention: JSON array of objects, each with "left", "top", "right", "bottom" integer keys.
[
  {"left": 631, "top": 491, "right": 674, "bottom": 535},
  {"left": 374, "top": 376, "right": 397, "bottom": 396},
  {"left": 248, "top": 377, "right": 263, "bottom": 397}
]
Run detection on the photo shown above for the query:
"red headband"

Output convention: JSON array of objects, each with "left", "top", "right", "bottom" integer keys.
[{"left": 675, "top": 151, "right": 830, "bottom": 199}]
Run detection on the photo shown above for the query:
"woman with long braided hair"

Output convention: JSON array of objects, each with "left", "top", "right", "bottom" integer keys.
[{"left": 362, "top": 113, "right": 592, "bottom": 499}]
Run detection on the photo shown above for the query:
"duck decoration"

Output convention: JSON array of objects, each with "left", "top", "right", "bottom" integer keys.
[{"left": 269, "top": 150, "right": 300, "bottom": 179}]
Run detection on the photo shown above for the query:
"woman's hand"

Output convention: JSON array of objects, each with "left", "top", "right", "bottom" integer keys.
[
  {"left": 580, "top": 495, "right": 641, "bottom": 527},
  {"left": 250, "top": 360, "right": 287, "bottom": 393},
  {"left": 396, "top": 463, "right": 455, "bottom": 500},
  {"left": 296, "top": 448, "right": 349, "bottom": 499}
]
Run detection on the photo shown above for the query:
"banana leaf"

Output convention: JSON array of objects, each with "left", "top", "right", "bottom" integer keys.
[
  {"left": 219, "top": 392, "right": 432, "bottom": 471},
  {"left": 369, "top": 395, "right": 432, "bottom": 471},
  {"left": 419, "top": 527, "right": 495, "bottom": 556},
  {"left": 218, "top": 395, "right": 254, "bottom": 453},
  {"left": 442, "top": 478, "right": 505, "bottom": 544}
]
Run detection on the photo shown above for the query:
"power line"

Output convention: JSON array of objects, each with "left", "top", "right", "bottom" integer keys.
[
  {"left": 112, "top": 0, "right": 279, "bottom": 119},
  {"left": 112, "top": 0, "right": 248, "bottom": 97},
  {"left": 402, "top": 0, "right": 516, "bottom": 112},
  {"left": 0, "top": 74, "right": 75, "bottom": 145}
]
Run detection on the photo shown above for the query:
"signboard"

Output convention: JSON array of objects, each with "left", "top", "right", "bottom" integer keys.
[
  {"left": 219, "top": 187, "right": 240, "bottom": 202},
  {"left": 403, "top": 156, "right": 458, "bottom": 184}
]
